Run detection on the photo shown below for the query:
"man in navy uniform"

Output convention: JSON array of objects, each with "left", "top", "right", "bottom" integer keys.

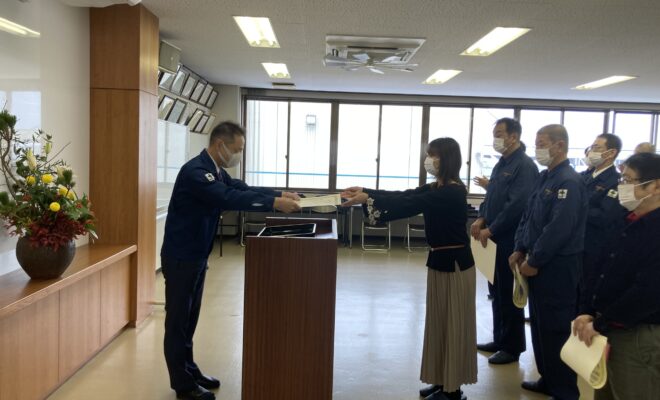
[
  {"left": 472, "top": 118, "right": 539, "bottom": 365},
  {"left": 161, "top": 122, "right": 301, "bottom": 400},
  {"left": 580, "top": 133, "right": 626, "bottom": 310},
  {"left": 509, "top": 124, "right": 587, "bottom": 400}
]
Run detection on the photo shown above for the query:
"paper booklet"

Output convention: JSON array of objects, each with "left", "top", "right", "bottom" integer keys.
[
  {"left": 297, "top": 193, "right": 342, "bottom": 208},
  {"left": 512, "top": 264, "right": 529, "bottom": 309},
  {"left": 470, "top": 237, "right": 496, "bottom": 284},
  {"left": 561, "top": 323, "right": 609, "bottom": 389}
]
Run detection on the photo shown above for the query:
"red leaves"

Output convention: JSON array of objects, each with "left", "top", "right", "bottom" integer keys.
[{"left": 27, "top": 213, "right": 86, "bottom": 251}]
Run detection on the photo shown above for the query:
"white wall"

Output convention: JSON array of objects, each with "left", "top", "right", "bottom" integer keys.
[{"left": 0, "top": 0, "right": 89, "bottom": 256}]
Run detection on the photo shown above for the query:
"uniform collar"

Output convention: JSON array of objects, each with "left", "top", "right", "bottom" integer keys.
[
  {"left": 201, "top": 149, "right": 221, "bottom": 175},
  {"left": 627, "top": 207, "right": 660, "bottom": 228},
  {"left": 592, "top": 164, "right": 614, "bottom": 179},
  {"left": 500, "top": 145, "right": 525, "bottom": 165},
  {"left": 546, "top": 159, "right": 571, "bottom": 178}
]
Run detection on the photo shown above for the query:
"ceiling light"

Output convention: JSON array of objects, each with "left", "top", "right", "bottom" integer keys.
[
  {"left": 461, "top": 27, "right": 530, "bottom": 57},
  {"left": 262, "top": 63, "right": 290, "bottom": 79},
  {"left": 233, "top": 16, "right": 279, "bottom": 48},
  {"left": 574, "top": 75, "right": 636, "bottom": 90},
  {"left": 0, "top": 17, "right": 40, "bottom": 38},
  {"left": 422, "top": 69, "right": 462, "bottom": 85}
]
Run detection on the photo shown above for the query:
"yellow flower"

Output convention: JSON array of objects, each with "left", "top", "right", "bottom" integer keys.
[
  {"left": 41, "top": 174, "right": 54, "bottom": 184},
  {"left": 67, "top": 191, "right": 76, "bottom": 200},
  {"left": 26, "top": 176, "right": 36, "bottom": 185},
  {"left": 49, "top": 202, "right": 61, "bottom": 212},
  {"left": 58, "top": 185, "right": 69, "bottom": 196},
  {"left": 26, "top": 149, "right": 37, "bottom": 170},
  {"left": 44, "top": 141, "right": 52, "bottom": 155}
]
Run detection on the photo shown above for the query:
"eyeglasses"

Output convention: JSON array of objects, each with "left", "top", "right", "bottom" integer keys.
[{"left": 619, "top": 177, "right": 640, "bottom": 184}]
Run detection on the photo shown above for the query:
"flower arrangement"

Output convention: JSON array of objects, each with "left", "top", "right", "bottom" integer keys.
[{"left": 0, "top": 109, "right": 96, "bottom": 250}]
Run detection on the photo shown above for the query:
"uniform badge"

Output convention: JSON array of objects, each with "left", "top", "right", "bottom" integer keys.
[
  {"left": 607, "top": 189, "right": 618, "bottom": 198},
  {"left": 558, "top": 189, "right": 568, "bottom": 199},
  {"left": 205, "top": 173, "right": 215, "bottom": 182}
]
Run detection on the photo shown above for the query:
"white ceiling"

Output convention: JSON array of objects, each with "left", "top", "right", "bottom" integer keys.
[{"left": 141, "top": 0, "right": 660, "bottom": 104}]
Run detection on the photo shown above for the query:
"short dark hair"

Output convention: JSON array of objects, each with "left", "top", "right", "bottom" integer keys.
[
  {"left": 426, "top": 137, "right": 464, "bottom": 186},
  {"left": 210, "top": 121, "right": 245, "bottom": 145},
  {"left": 597, "top": 133, "right": 622, "bottom": 156},
  {"left": 495, "top": 117, "right": 522, "bottom": 138},
  {"left": 624, "top": 152, "right": 660, "bottom": 184}
]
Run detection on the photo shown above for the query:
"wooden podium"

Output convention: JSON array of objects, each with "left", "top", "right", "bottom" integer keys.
[{"left": 242, "top": 217, "right": 338, "bottom": 400}]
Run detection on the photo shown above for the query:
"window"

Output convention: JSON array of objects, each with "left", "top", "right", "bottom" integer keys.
[
  {"left": 157, "top": 120, "right": 188, "bottom": 208},
  {"left": 469, "top": 108, "right": 514, "bottom": 194},
  {"left": 428, "top": 107, "right": 471, "bottom": 185},
  {"left": 563, "top": 111, "right": 606, "bottom": 172},
  {"left": 336, "top": 104, "right": 380, "bottom": 190},
  {"left": 245, "top": 100, "right": 288, "bottom": 187},
  {"left": 288, "top": 102, "right": 331, "bottom": 189},
  {"left": 378, "top": 105, "right": 423, "bottom": 190},
  {"left": 613, "top": 112, "right": 654, "bottom": 162}
]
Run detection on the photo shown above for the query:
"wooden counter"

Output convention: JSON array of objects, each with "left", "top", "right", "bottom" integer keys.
[{"left": 0, "top": 244, "right": 136, "bottom": 400}]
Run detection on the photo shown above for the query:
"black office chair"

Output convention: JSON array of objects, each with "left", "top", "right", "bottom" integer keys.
[{"left": 405, "top": 216, "right": 428, "bottom": 252}]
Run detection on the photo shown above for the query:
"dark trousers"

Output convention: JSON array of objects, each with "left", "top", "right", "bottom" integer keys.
[
  {"left": 162, "top": 257, "right": 208, "bottom": 392},
  {"left": 491, "top": 238, "right": 526, "bottom": 355},
  {"left": 528, "top": 254, "right": 580, "bottom": 400}
]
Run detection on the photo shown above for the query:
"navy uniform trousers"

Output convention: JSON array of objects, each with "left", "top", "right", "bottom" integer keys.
[
  {"left": 162, "top": 257, "right": 208, "bottom": 392},
  {"left": 491, "top": 235, "right": 526, "bottom": 355},
  {"left": 528, "top": 254, "right": 580, "bottom": 400}
]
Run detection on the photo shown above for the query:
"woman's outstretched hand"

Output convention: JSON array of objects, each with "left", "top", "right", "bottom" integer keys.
[{"left": 340, "top": 190, "right": 369, "bottom": 207}]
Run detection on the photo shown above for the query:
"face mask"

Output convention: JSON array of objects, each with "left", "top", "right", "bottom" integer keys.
[
  {"left": 219, "top": 142, "right": 242, "bottom": 168},
  {"left": 586, "top": 151, "right": 605, "bottom": 168},
  {"left": 618, "top": 181, "right": 653, "bottom": 211},
  {"left": 493, "top": 138, "right": 509, "bottom": 154},
  {"left": 535, "top": 147, "right": 553, "bottom": 166},
  {"left": 424, "top": 156, "right": 438, "bottom": 176}
]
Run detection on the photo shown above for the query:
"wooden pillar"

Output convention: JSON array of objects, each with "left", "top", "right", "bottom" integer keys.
[{"left": 90, "top": 4, "right": 158, "bottom": 325}]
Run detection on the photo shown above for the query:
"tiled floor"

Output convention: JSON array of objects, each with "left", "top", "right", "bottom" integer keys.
[{"left": 49, "top": 240, "right": 593, "bottom": 399}]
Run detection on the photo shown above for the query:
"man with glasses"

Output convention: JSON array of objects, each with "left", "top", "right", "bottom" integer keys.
[
  {"left": 580, "top": 134, "right": 627, "bottom": 314},
  {"left": 472, "top": 118, "right": 538, "bottom": 365}
]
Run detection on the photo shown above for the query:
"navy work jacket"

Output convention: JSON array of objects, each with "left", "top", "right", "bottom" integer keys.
[
  {"left": 478, "top": 146, "right": 539, "bottom": 242},
  {"left": 514, "top": 159, "right": 588, "bottom": 268},
  {"left": 161, "top": 150, "right": 279, "bottom": 262}
]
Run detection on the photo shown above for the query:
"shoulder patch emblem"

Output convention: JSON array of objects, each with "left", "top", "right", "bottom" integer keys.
[
  {"left": 205, "top": 173, "right": 215, "bottom": 182},
  {"left": 607, "top": 189, "right": 618, "bottom": 198},
  {"left": 558, "top": 189, "right": 568, "bottom": 199}
]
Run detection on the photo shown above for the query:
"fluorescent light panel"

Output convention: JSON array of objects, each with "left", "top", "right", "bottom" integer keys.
[
  {"left": 461, "top": 27, "right": 530, "bottom": 57},
  {"left": 262, "top": 63, "right": 290, "bottom": 79},
  {"left": 0, "top": 17, "right": 40, "bottom": 38},
  {"left": 233, "top": 16, "right": 279, "bottom": 48},
  {"left": 423, "top": 69, "right": 462, "bottom": 85},
  {"left": 574, "top": 75, "right": 636, "bottom": 90}
]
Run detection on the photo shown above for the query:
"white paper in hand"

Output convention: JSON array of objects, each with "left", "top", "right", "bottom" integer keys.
[
  {"left": 512, "top": 265, "right": 528, "bottom": 309},
  {"left": 297, "top": 194, "right": 341, "bottom": 208},
  {"left": 470, "top": 237, "right": 496, "bottom": 284},
  {"left": 561, "top": 322, "right": 609, "bottom": 389}
]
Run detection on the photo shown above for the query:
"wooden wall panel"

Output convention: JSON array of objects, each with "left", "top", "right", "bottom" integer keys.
[
  {"left": 100, "top": 257, "right": 131, "bottom": 345},
  {"left": 139, "top": 5, "right": 159, "bottom": 95},
  {"left": 0, "top": 294, "right": 59, "bottom": 400},
  {"left": 59, "top": 274, "right": 101, "bottom": 381}
]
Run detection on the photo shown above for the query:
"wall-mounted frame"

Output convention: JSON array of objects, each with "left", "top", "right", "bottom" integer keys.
[
  {"left": 203, "top": 114, "right": 217, "bottom": 134},
  {"left": 206, "top": 90, "right": 218, "bottom": 108},
  {"left": 158, "top": 95, "right": 175, "bottom": 120},
  {"left": 199, "top": 85, "right": 213, "bottom": 106},
  {"left": 190, "top": 81, "right": 207, "bottom": 103},
  {"left": 188, "top": 109, "right": 204, "bottom": 130},
  {"left": 167, "top": 99, "right": 187, "bottom": 123},
  {"left": 158, "top": 70, "right": 176, "bottom": 91},
  {"left": 194, "top": 114, "right": 210, "bottom": 133},
  {"left": 178, "top": 103, "right": 195, "bottom": 125},
  {"left": 180, "top": 74, "right": 198, "bottom": 99},
  {"left": 170, "top": 69, "right": 188, "bottom": 95}
]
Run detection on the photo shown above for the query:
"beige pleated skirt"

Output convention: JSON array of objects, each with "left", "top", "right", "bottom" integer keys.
[{"left": 420, "top": 264, "right": 477, "bottom": 392}]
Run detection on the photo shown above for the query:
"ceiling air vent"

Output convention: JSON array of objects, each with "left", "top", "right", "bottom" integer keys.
[{"left": 272, "top": 82, "right": 296, "bottom": 89}]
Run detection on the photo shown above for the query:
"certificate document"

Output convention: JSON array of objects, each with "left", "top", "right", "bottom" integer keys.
[{"left": 298, "top": 194, "right": 342, "bottom": 208}]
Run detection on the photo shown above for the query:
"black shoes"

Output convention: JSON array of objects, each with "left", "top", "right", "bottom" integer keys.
[
  {"left": 424, "top": 389, "right": 466, "bottom": 400},
  {"left": 420, "top": 384, "right": 442, "bottom": 397},
  {"left": 521, "top": 379, "right": 551, "bottom": 396},
  {"left": 488, "top": 350, "right": 519, "bottom": 365},
  {"left": 176, "top": 385, "right": 215, "bottom": 400},
  {"left": 476, "top": 342, "right": 500, "bottom": 353},
  {"left": 194, "top": 373, "right": 221, "bottom": 390}
]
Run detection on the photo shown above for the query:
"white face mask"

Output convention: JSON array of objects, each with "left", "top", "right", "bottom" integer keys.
[
  {"left": 618, "top": 181, "right": 653, "bottom": 211},
  {"left": 493, "top": 138, "right": 509, "bottom": 154},
  {"left": 424, "top": 156, "right": 438, "bottom": 176},
  {"left": 535, "top": 147, "right": 553, "bottom": 166},
  {"left": 219, "top": 142, "right": 242, "bottom": 168},
  {"left": 586, "top": 151, "right": 605, "bottom": 168}
]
